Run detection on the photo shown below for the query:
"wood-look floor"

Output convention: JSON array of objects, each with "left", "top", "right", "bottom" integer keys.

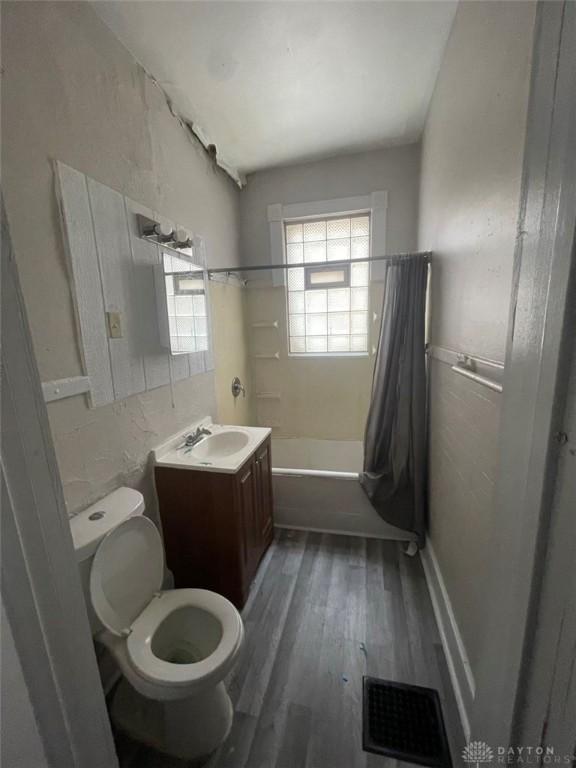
[{"left": 116, "top": 529, "right": 465, "bottom": 768}]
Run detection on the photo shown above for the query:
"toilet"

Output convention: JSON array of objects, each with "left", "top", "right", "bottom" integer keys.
[{"left": 71, "top": 487, "right": 244, "bottom": 762}]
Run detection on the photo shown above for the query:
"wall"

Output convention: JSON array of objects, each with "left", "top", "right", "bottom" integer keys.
[
  {"left": 1, "top": 1, "right": 244, "bottom": 516},
  {"left": 210, "top": 279, "right": 255, "bottom": 426},
  {"left": 245, "top": 281, "right": 385, "bottom": 440},
  {"left": 241, "top": 145, "right": 420, "bottom": 267},
  {"left": 241, "top": 145, "right": 420, "bottom": 441},
  {"left": 0, "top": 601, "right": 49, "bottom": 768},
  {"left": 419, "top": 0, "right": 535, "bottom": 682}
]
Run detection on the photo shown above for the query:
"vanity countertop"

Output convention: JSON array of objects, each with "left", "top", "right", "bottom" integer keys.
[{"left": 153, "top": 419, "right": 271, "bottom": 474}]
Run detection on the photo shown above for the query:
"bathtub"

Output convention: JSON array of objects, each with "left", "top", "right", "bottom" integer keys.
[{"left": 271, "top": 438, "right": 414, "bottom": 541}]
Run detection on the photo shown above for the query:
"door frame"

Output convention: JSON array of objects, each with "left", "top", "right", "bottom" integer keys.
[
  {"left": 470, "top": 0, "right": 576, "bottom": 750},
  {"left": 516, "top": 265, "right": 576, "bottom": 753},
  {"left": 1, "top": 201, "right": 119, "bottom": 768}
]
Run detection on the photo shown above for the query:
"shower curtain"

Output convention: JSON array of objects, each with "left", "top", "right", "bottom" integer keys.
[{"left": 360, "top": 253, "right": 428, "bottom": 546}]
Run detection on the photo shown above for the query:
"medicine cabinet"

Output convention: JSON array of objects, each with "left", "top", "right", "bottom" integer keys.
[{"left": 155, "top": 250, "right": 211, "bottom": 356}]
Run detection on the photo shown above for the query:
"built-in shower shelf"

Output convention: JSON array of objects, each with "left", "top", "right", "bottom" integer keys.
[
  {"left": 251, "top": 321, "right": 279, "bottom": 329},
  {"left": 255, "top": 392, "right": 281, "bottom": 399},
  {"left": 253, "top": 352, "right": 280, "bottom": 359}
]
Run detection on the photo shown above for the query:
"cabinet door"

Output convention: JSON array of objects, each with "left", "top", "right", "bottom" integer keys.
[
  {"left": 238, "top": 459, "right": 259, "bottom": 578},
  {"left": 255, "top": 441, "right": 273, "bottom": 546}
]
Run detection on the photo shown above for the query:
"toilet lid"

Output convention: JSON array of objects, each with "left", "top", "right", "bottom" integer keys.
[{"left": 90, "top": 516, "right": 164, "bottom": 636}]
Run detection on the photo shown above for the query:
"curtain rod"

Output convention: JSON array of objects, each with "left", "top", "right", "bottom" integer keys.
[{"left": 207, "top": 251, "right": 432, "bottom": 275}]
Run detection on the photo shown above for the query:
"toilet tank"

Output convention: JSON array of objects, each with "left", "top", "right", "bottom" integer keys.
[{"left": 70, "top": 487, "right": 145, "bottom": 633}]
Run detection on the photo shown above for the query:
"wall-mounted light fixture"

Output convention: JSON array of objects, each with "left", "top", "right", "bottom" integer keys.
[{"left": 138, "top": 214, "right": 193, "bottom": 254}]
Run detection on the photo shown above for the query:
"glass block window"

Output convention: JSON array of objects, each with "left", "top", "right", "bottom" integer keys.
[
  {"left": 163, "top": 252, "right": 209, "bottom": 354},
  {"left": 285, "top": 214, "right": 370, "bottom": 355}
]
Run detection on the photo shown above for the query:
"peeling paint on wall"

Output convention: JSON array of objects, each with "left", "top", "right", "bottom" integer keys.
[{"left": 1, "top": 1, "right": 241, "bottom": 517}]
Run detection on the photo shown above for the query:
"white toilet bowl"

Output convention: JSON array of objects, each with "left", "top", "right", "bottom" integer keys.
[
  {"left": 98, "top": 588, "right": 244, "bottom": 701},
  {"left": 86, "top": 511, "right": 244, "bottom": 761}
]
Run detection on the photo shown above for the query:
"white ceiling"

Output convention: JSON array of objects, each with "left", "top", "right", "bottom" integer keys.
[{"left": 94, "top": 1, "right": 457, "bottom": 178}]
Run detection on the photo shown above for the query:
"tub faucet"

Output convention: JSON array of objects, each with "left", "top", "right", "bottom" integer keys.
[
  {"left": 184, "top": 427, "right": 212, "bottom": 448},
  {"left": 231, "top": 377, "right": 246, "bottom": 399}
]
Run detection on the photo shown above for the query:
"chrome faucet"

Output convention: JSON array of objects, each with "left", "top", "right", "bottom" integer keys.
[{"left": 184, "top": 426, "right": 212, "bottom": 448}]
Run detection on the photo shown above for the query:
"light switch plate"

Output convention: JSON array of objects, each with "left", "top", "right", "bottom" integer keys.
[{"left": 106, "top": 311, "right": 123, "bottom": 339}]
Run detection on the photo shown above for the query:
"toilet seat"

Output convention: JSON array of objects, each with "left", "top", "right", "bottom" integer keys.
[
  {"left": 127, "top": 588, "right": 243, "bottom": 690},
  {"left": 90, "top": 515, "right": 164, "bottom": 637}
]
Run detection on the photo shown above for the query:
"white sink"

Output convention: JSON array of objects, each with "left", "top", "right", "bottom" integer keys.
[
  {"left": 192, "top": 430, "right": 250, "bottom": 460},
  {"left": 153, "top": 420, "right": 271, "bottom": 474}
]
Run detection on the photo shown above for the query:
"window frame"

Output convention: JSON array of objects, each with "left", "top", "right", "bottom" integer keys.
[
  {"left": 304, "top": 263, "right": 351, "bottom": 291},
  {"left": 283, "top": 212, "right": 372, "bottom": 358},
  {"left": 267, "top": 192, "right": 387, "bottom": 360}
]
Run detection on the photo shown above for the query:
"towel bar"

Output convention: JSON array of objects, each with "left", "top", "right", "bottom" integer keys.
[{"left": 451, "top": 365, "right": 503, "bottom": 393}]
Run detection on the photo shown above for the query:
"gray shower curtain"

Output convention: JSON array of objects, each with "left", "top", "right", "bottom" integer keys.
[{"left": 360, "top": 253, "right": 428, "bottom": 546}]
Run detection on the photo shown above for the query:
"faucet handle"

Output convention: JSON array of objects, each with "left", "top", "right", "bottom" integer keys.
[
  {"left": 231, "top": 377, "right": 246, "bottom": 399},
  {"left": 183, "top": 425, "right": 211, "bottom": 448}
]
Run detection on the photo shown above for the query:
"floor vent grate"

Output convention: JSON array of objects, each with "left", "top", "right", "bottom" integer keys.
[{"left": 362, "top": 676, "right": 452, "bottom": 767}]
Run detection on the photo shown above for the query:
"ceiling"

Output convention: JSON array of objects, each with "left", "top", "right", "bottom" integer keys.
[{"left": 94, "top": 1, "right": 457, "bottom": 178}]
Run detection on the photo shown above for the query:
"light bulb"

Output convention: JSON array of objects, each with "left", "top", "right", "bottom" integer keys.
[
  {"left": 154, "top": 222, "right": 173, "bottom": 239},
  {"left": 175, "top": 227, "right": 192, "bottom": 245}
]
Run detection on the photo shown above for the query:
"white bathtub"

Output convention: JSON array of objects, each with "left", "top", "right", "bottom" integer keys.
[{"left": 271, "top": 438, "right": 414, "bottom": 541}]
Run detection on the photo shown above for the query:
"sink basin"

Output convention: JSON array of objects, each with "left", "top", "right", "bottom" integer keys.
[
  {"left": 154, "top": 421, "right": 271, "bottom": 474},
  {"left": 192, "top": 430, "right": 250, "bottom": 460}
]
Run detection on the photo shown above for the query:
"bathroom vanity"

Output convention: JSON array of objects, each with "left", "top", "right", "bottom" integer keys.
[{"left": 154, "top": 423, "right": 274, "bottom": 609}]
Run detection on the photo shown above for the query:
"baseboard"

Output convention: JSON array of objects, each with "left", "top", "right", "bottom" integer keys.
[
  {"left": 420, "top": 538, "right": 474, "bottom": 741},
  {"left": 274, "top": 523, "right": 414, "bottom": 542}
]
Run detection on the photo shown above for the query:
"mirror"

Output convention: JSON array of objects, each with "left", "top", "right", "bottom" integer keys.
[{"left": 155, "top": 250, "right": 210, "bottom": 355}]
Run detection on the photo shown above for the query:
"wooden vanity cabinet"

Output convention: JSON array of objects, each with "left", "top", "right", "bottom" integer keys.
[{"left": 155, "top": 437, "right": 274, "bottom": 609}]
